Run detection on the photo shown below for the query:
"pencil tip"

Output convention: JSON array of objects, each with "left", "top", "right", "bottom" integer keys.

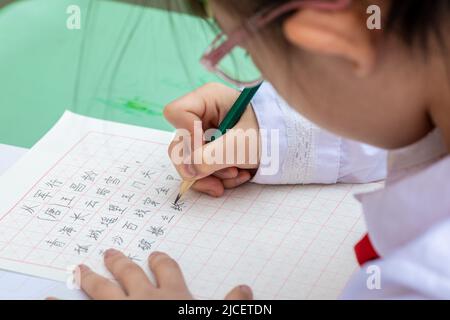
[{"left": 174, "top": 194, "right": 181, "bottom": 205}]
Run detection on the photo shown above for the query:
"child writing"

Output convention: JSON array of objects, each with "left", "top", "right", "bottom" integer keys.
[{"left": 70, "top": 0, "right": 450, "bottom": 299}]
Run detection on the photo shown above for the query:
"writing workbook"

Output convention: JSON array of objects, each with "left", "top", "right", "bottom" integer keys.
[{"left": 0, "top": 111, "right": 380, "bottom": 299}]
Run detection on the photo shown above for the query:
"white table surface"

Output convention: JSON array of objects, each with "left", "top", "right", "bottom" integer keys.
[{"left": 0, "top": 143, "right": 86, "bottom": 299}]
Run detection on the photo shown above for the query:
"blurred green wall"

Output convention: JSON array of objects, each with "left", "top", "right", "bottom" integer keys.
[{"left": 0, "top": 0, "right": 222, "bottom": 148}]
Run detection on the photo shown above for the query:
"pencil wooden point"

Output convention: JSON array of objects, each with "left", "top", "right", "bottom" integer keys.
[{"left": 175, "top": 180, "right": 196, "bottom": 205}]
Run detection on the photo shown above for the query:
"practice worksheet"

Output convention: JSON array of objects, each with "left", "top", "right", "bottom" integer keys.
[{"left": 0, "top": 111, "right": 380, "bottom": 299}]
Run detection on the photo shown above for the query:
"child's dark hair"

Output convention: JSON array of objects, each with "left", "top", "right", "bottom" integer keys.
[{"left": 191, "top": 0, "right": 450, "bottom": 50}]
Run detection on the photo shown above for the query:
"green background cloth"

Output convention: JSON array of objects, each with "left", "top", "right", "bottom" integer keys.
[{"left": 0, "top": 0, "right": 223, "bottom": 148}]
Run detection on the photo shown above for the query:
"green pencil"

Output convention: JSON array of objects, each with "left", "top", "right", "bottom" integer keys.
[{"left": 175, "top": 83, "right": 263, "bottom": 204}]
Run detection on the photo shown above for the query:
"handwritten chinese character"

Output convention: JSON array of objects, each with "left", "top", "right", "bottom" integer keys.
[
  {"left": 38, "top": 207, "right": 62, "bottom": 221},
  {"left": 104, "top": 176, "right": 120, "bottom": 185},
  {"left": 96, "top": 187, "right": 110, "bottom": 196},
  {"left": 131, "top": 181, "right": 146, "bottom": 190},
  {"left": 155, "top": 187, "right": 170, "bottom": 195},
  {"left": 70, "top": 182, "right": 86, "bottom": 192},
  {"left": 170, "top": 201, "right": 185, "bottom": 212},
  {"left": 46, "top": 179, "right": 63, "bottom": 189},
  {"left": 143, "top": 197, "right": 160, "bottom": 207},
  {"left": 138, "top": 239, "right": 154, "bottom": 251},
  {"left": 108, "top": 205, "right": 127, "bottom": 215},
  {"left": 34, "top": 189, "right": 52, "bottom": 201},
  {"left": 51, "top": 196, "right": 75, "bottom": 208},
  {"left": 117, "top": 165, "right": 130, "bottom": 173},
  {"left": 147, "top": 226, "right": 165, "bottom": 237},
  {"left": 82, "top": 170, "right": 98, "bottom": 182},
  {"left": 58, "top": 226, "right": 77, "bottom": 236},
  {"left": 100, "top": 216, "right": 118, "bottom": 228},
  {"left": 112, "top": 235, "right": 124, "bottom": 246},
  {"left": 161, "top": 214, "right": 175, "bottom": 224},
  {"left": 85, "top": 200, "right": 99, "bottom": 209},
  {"left": 74, "top": 244, "right": 90, "bottom": 255},
  {"left": 133, "top": 209, "right": 150, "bottom": 218},
  {"left": 121, "top": 193, "right": 135, "bottom": 203},
  {"left": 20, "top": 204, "right": 39, "bottom": 215},
  {"left": 46, "top": 238, "right": 65, "bottom": 248},
  {"left": 70, "top": 212, "right": 89, "bottom": 222},
  {"left": 87, "top": 229, "right": 104, "bottom": 241},
  {"left": 141, "top": 170, "right": 156, "bottom": 179},
  {"left": 122, "top": 221, "right": 138, "bottom": 231}
]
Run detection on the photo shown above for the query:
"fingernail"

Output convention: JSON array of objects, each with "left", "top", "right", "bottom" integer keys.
[
  {"left": 183, "top": 163, "right": 197, "bottom": 179},
  {"left": 104, "top": 248, "right": 120, "bottom": 259},
  {"left": 208, "top": 190, "right": 218, "bottom": 197},
  {"left": 239, "top": 285, "right": 252, "bottom": 297},
  {"left": 149, "top": 251, "right": 162, "bottom": 260},
  {"left": 78, "top": 264, "right": 89, "bottom": 273}
]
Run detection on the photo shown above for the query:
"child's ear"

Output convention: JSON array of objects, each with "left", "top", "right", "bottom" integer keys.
[{"left": 282, "top": 5, "right": 378, "bottom": 76}]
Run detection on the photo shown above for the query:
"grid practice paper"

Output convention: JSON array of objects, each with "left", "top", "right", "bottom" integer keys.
[{"left": 0, "top": 111, "right": 381, "bottom": 299}]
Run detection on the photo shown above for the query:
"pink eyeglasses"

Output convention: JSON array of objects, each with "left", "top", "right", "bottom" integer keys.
[{"left": 200, "top": 0, "right": 352, "bottom": 87}]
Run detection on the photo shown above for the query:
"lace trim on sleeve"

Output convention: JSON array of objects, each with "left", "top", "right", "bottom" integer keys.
[{"left": 279, "top": 100, "right": 316, "bottom": 184}]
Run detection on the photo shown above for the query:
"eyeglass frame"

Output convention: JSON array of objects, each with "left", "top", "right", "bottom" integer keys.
[{"left": 199, "top": 0, "right": 352, "bottom": 87}]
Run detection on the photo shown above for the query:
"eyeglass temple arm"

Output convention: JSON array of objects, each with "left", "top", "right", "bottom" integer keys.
[
  {"left": 111, "top": 0, "right": 205, "bottom": 16},
  {"left": 0, "top": 0, "right": 205, "bottom": 16}
]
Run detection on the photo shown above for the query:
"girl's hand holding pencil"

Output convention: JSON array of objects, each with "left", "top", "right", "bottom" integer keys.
[{"left": 164, "top": 83, "right": 261, "bottom": 198}]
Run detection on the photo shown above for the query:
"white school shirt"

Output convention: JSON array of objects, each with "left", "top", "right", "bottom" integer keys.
[{"left": 250, "top": 82, "right": 450, "bottom": 299}]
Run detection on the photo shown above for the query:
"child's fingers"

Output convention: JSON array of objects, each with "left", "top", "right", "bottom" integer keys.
[
  {"left": 78, "top": 264, "right": 125, "bottom": 300},
  {"left": 164, "top": 83, "right": 239, "bottom": 131},
  {"left": 222, "top": 170, "right": 251, "bottom": 189},
  {"left": 224, "top": 285, "right": 253, "bottom": 300},
  {"left": 148, "top": 252, "right": 189, "bottom": 292},
  {"left": 104, "top": 249, "right": 154, "bottom": 295},
  {"left": 213, "top": 167, "right": 239, "bottom": 180},
  {"left": 192, "top": 176, "right": 225, "bottom": 197}
]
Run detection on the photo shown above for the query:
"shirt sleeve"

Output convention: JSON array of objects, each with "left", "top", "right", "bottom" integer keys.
[{"left": 250, "top": 82, "right": 387, "bottom": 185}]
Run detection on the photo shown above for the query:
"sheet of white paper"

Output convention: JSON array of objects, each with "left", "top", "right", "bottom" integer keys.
[
  {"left": 0, "top": 111, "right": 381, "bottom": 299},
  {"left": 0, "top": 144, "right": 28, "bottom": 176},
  {"left": 0, "top": 144, "right": 86, "bottom": 300}
]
